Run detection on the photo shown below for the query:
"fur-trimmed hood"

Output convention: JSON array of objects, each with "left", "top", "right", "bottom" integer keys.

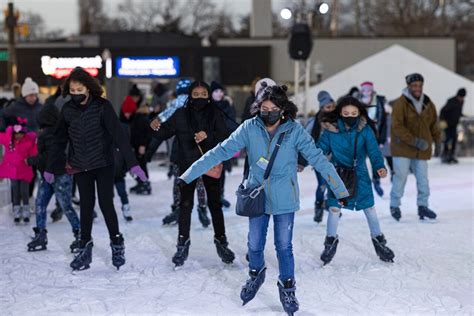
[{"left": 321, "top": 116, "right": 368, "bottom": 133}]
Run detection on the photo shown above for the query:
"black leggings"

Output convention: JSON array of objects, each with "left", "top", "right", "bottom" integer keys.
[
  {"left": 75, "top": 165, "right": 120, "bottom": 242},
  {"left": 179, "top": 175, "right": 225, "bottom": 240},
  {"left": 11, "top": 180, "right": 29, "bottom": 206}
]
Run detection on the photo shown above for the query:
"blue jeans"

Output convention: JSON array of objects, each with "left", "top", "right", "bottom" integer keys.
[
  {"left": 35, "top": 174, "right": 80, "bottom": 231},
  {"left": 114, "top": 179, "right": 129, "bottom": 205},
  {"left": 327, "top": 207, "right": 382, "bottom": 237},
  {"left": 390, "top": 157, "right": 430, "bottom": 208},
  {"left": 248, "top": 213, "right": 295, "bottom": 281},
  {"left": 315, "top": 171, "right": 327, "bottom": 205}
]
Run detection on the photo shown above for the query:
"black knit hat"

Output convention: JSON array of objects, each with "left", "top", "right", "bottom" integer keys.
[
  {"left": 129, "top": 84, "right": 142, "bottom": 97},
  {"left": 210, "top": 81, "right": 225, "bottom": 93},
  {"left": 405, "top": 73, "right": 424, "bottom": 85},
  {"left": 457, "top": 88, "right": 466, "bottom": 97}
]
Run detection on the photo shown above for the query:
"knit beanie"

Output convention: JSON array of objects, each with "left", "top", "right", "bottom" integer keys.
[
  {"left": 176, "top": 78, "right": 192, "bottom": 95},
  {"left": 255, "top": 78, "right": 276, "bottom": 97},
  {"left": 317, "top": 90, "right": 333, "bottom": 108},
  {"left": 405, "top": 73, "right": 424, "bottom": 85},
  {"left": 21, "top": 77, "right": 39, "bottom": 97}
]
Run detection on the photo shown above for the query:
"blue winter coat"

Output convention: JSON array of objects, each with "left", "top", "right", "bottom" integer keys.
[
  {"left": 180, "top": 116, "right": 349, "bottom": 215},
  {"left": 317, "top": 118, "right": 385, "bottom": 211}
]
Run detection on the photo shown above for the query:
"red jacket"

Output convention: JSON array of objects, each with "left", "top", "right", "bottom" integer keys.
[{"left": 0, "top": 126, "right": 37, "bottom": 182}]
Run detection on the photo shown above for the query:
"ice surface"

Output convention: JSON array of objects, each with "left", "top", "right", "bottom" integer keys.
[{"left": 1, "top": 158, "right": 473, "bottom": 315}]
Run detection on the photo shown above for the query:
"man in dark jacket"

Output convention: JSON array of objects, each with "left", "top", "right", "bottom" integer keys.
[
  {"left": 440, "top": 88, "right": 466, "bottom": 164},
  {"left": 390, "top": 73, "right": 441, "bottom": 222}
]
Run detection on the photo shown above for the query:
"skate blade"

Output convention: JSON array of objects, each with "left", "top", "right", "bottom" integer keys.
[
  {"left": 173, "top": 265, "right": 183, "bottom": 271},
  {"left": 27, "top": 246, "right": 47, "bottom": 252},
  {"left": 71, "top": 264, "right": 90, "bottom": 273}
]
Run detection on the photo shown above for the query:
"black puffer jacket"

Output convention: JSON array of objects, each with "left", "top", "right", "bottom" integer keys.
[
  {"left": 47, "top": 97, "right": 137, "bottom": 173},
  {"left": 151, "top": 104, "right": 229, "bottom": 171},
  {"left": 440, "top": 96, "right": 464, "bottom": 129},
  {"left": 27, "top": 104, "right": 66, "bottom": 174},
  {"left": 130, "top": 112, "right": 152, "bottom": 151}
]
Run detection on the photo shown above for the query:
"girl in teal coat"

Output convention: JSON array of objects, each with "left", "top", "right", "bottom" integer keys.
[
  {"left": 179, "top": 84, "right": 349, "bottom": 314},
  {"left": 317, "top": 96, "right": 395, "bottom": 265}
]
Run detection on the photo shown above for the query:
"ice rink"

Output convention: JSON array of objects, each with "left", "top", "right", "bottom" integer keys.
[{"left": 1, "top": 158, "right": 473, "bottom": 315}]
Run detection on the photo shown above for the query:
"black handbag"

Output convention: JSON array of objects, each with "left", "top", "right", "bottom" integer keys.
[
  {"left": 334, "top": 131, "right": 359, "bottom": 198},
  {"left": 235, "top": 132, "right": 285, "bottom": 217}
]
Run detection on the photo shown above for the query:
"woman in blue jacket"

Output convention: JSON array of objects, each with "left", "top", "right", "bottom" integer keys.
[
  {"left": 317, "top": 96, "right": 395, "bottom": 265},
  {"left": 179, "top": 84, "right": 349, "bottom": 315}
]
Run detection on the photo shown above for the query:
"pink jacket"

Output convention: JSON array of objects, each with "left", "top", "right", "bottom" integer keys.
[{"left": 0, "top": 126, "right": 37, "bottom": 182}]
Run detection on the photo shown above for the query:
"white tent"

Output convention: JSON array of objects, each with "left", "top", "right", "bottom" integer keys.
[{"left": 298, "top": 44, "right": 474, "bottom": 116}]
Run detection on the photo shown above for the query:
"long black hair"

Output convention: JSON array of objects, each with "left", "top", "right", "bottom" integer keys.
[
  {"left": 321, "top": 96, "right": 377, "bottom": 133},
  {"left": 185, "top": 80, "right": 213, "bottom": 132},
  {"left": 250, "top": 83, "right": 298, "bottom": 120},
  {"left": 62, "top": 67, "right": 103, "bottom": 98}
]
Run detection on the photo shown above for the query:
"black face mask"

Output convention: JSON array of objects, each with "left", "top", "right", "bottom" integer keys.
[
  {"left": 259, "top": 111, "right": 282, "bottom": 126},
  {"left": 342, "top": 116, "right": 358, "bottom": 127},
  {"left": 191, "top": 98, "right": 209, "bottom": 111},
  {"left": 71, "top": 94, "right": 87, "bottom": 105}
]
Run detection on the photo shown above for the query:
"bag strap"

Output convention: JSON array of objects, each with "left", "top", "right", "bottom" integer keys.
[{"left": 353, "top": 131, "right": 359, "bottom": 167}]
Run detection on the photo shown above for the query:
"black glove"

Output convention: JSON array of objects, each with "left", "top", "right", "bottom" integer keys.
[
  {"left": 414, "top": 138, "right": 429, "bottom": 151},
  {"left": 176, "top": 178, "right": 187, "bottom": 189}
]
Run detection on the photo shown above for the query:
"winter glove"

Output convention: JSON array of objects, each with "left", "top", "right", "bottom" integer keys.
[
  {"left": 414, "top": 138, "right": 429, "bottom": 151},
  {"left": 176, "top": 178, "right": 187, "bottom": 189},
  {"left": 43, "top": 172, "right": 55, "bottom": 184},
  {"left": 130, "top": 165, "right": 148, "bottom": 182}
]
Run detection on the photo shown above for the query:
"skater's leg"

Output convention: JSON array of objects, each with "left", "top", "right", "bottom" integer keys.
[
  {"left": 390, "top": 157, "right": 411, "bottom": 208},
  {"left": 411, "top": 159, "right": 430, "bottom": 207},
  {"left": 363, "top": 207, "right": 382, "bottom": 237},
  {"left": 95, "top": 165, "right": 120, "bottom": 238},
  {"left": 75, "top": 170, "right": 97, "bottom": 243},
  {"left": 35, "top": 180, "right": 54, "bottom": 229},
  {"left": 178, "top": 179, "right": 198, "bottom": 240},
  {"left": 273, "top": 213, "right": 295, "bottom": 281},
  {"left": 20, "top": 181, "right": 30, "bottom": 206},
  {"left": 196, "top": 177, "right": 207, "bottom": 208},
  {"left": 114, "top": 178, "right": 129, "bottom": 205},
  {"left": 248, "top": 214, "right": 270, "bottom": 271},
  {"left": 201, "top": 176, "right": 225, "bottom": 237},
  {"left": 54, "top": 174, "right": 80, "bottom": 232},
  {"left": 11, "top": 180, "right": 21, "bottom": 206},
  {"left": 326, "top": 207, "right": 341, "bottom": 237}
]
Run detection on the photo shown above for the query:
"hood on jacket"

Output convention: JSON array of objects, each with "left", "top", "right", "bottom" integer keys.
[{"left": 321, "top": 116, "right": 368, "bottom": 133}]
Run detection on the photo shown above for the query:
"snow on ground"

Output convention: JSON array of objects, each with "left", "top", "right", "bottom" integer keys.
[{"left": 0, "top": 158, "right": 473, "bottom": 315}]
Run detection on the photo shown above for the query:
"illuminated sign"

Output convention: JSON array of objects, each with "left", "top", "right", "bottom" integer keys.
[
  {"left": 116, "top": 56, "right": 180, "bottom": 78},
  {"left": 41, "top": 55, "right": 103, "bottom": 79}
]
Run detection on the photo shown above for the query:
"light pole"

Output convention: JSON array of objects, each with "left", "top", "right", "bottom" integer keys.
[{"left": 4, "top": 2, "right": 19, "bottom": 89}]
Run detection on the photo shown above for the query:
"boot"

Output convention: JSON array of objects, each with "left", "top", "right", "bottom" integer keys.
[
  {"left": 70, "top": 229, "right": 81, "bottom": 253},
  {"left": 21, "top": 205, "right": 31, "bottom": 223},
  {"left": 373, "top": 178, "right": 384, "bottom": 197},
  {"left": 13, "top": 205, "right": 21, "bottom": 224},
  {"left": 197, "top": 206, "right": 210, "bottom": 228},
  {"left": 390, "top": 207, "right": 401, "bottom": 221},
  {"left": 240, "top": 267, "right": 266, "bottom": 305},
  {"left": 372, "top": 234, "right": 395, "bottom": 262},
  {"left": 110, "top": 233, "right": 126, "bottom": 270},
  {"left": 221, "top": 198, "right": 231, "bottom": 208},
  {"left": 277, "top": 279, "right": 299, "bottom": 315},
  {"left": 135, "top": 181, "right": 151, "bottom": 195},
  {"left": 214, "top": 235, "right": 235, "bottom": 264},
  {"left": 172, "top": 235, "right": 190, "bottom": 268},
  {"left": 50, "top": 206, "right": 63, "bottom": 223},
  {"left": 129, "top": 181, "right": 141, "bottom": 193},
  {"left": 122, "top": 204, "right": 133, "bottom": 222},
  {"left": 27, "top": 227, "right": 48, "bottom": 251},
  {"left": 313, "top": 201, "right": 324, "bottom": 223},
  {"left": 70, "top": 240, "right": 93, "bottom": 271},
  {"left": 162, "top": 205, "right": 179, "bottom": 225},
  {"left": 418, "top": 206, "right": 437, "bottom": 220},
  {"left": 320, "top": 235, "right": 339, "bottom": 265}
]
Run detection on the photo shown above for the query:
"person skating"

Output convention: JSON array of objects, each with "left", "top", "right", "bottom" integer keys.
[
  {"left": 150, "top": 80, "right": 233, "bottom": 268},
  {"left": 26, "top": 103, "right": 81, "bottom": 252},
  {"left": 359, "top": 82, "right": 388, "bottom": 197},
  {"left": 303, "top": 90, "right": 336, "bottom": 223},
  {"left": 148, "top": 78, "right": 210, "bottom": 228},
  {"left": 317, "top": 96, "right": 394, "bottom": 265},
  {"left": 390, "top": 73, "right": 441, "bottom": 221},
  {"left": 440, "top": 88, "right": 466, "bottom": 164},
  {"left": 179, "top": 83, "right": 349, "bottom": 314},
  {"left": 0, "top": 117, "right": 37, "bottom": 224},
  {"left": 45, "top": 67, "right": 147, "bottom": 271}
]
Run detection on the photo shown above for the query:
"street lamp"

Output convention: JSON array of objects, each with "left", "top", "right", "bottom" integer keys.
[
  {"left": 318, "top": 2, "right": 329, "bottom": 14},
  {"left": 280, "top": 8, "right": 292, "bottom": 20}
]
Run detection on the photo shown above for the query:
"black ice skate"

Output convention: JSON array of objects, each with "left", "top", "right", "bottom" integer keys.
[
  {"left": 27, "top": 227, "right": 47, "bottom": 252},
  {"left": 390, "top": 207, "right": 401, "bottom": 221},
  {"left": 70, "top": 229, "right": 81, "bottom": 253},
  {"left": 277, "top": 279, "right": 299, "bottom": 316},
  {"left": 70, "top": 240, "right": 93, "bottom": 271},
  {"left": 240, "top": 267, "right": 266, "bottom": 305},
  {"left": 371, "top": 234, "right": 395, "bottom": 263},
  {"left": 320, "top": 235, "right": 339, "bottom": 265},
  {"left": 172, "top": 235, "right": 190, "bottom": 268},
  {"left": 197, "top": 206, "right": 210, "bottom": 228},
  {"left": 162, "top": 206, "right": 179, "bottom": 225},
  {"left": 13, "top": 205, "right": 21, "bottom": 224},
  {"left": 134, "top": 181, "right": 151, "bottom": 195},
  {"left": 214, "top": 235, "right": 235, "bottom": 264},
  {"left": 110, "top": 233, "right": 125, "bottom": 270},
  {"left": 418, "top": 206, "right": 437, "bottom": 220}
]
